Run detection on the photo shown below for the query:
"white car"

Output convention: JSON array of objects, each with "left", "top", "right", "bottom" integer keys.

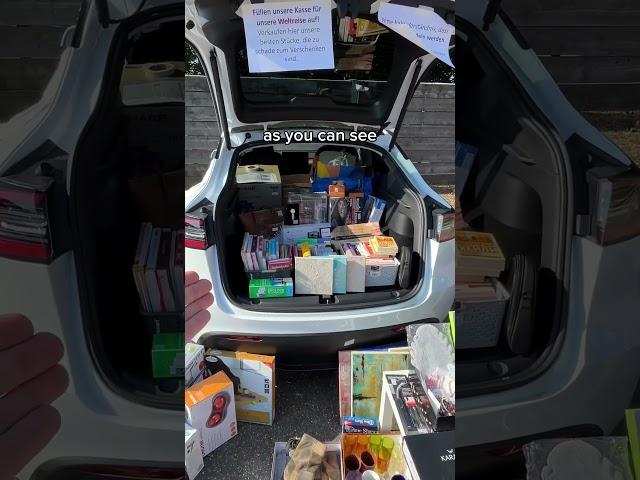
[
  {"left": 184, "top": 0, "right": 456, "bottom": 366},
  {"left": 0, "top": 1, "right": 184, "bottom": 478},
  {"left": 454, "top": 1, "right": 640, "bottom": 476}
]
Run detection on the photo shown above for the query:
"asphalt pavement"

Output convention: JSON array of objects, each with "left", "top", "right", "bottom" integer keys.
[{"left": 200, "top": 369, "right": 341, "bottom": 479}]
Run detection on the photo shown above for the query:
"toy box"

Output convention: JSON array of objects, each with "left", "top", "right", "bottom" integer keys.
[
  {"left": 151, "top": 332, "right": 184, "bottom": 378},
  {"left": 185, "top": 423, "right": 204, "bottom": 479},
  {"left": 185, "top": 371, "right": 237, "bottom": 456},
  {"left": 204, "top": 349, "right": 276, "bottom": 426},
  {"left": 185, "top": 342, "right": 205, "bottom": 387}
]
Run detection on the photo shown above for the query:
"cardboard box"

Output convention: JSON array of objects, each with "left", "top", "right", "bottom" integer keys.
[
  {"left": 185, "top": 423, "right": 204, "bottom": 479},
  {"left": 249, "top": 277, "right": 294, "bottom": 299},
  {"left": 151, "top": 333, "right": 184, "bottom": 378},
  {"left": 185, "top": 372, "right": 238, "bottom": 456},
  {"left": 403, "top": 431, "right": 455, "bottom": 480},
  {"left": 185, "top": 343, "right": 205, "bottom": 387},
  {"left": 205, "top": 350, "right": 276, "bottom": 426},
  {"left": 236, "top": 164, "right": 282, "bottom": 211},
  {"left": 282, "top": 223, "right": 331, "bottom": 244},
  {"left": 328, "top": 182, "right": 346, "bottom": 197}
]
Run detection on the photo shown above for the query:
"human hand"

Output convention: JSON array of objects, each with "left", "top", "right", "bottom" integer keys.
[
  {"left": 185, "top": 271, "right": 214, "bottom": 341},
  {"left": 0, "top": 314, "right": 68, "bottom": 479}
]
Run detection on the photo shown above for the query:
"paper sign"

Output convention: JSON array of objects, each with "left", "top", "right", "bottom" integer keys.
[
  {"left": 378, "top": 3, "right": 454, "bottom": 67},
  {"left": 239, "top": 0, "right": 335, "bottom": 73}
]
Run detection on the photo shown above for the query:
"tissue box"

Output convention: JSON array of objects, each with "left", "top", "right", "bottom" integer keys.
[
  {"left": 151, "top": 333, "right": 184, "bottom": 378},
  {"left": 185, "top": 343, "right": 205, "bottom": 387},
  {"left": 185, "top": 371, "right": 237, "bottom": 456},
  {"left": 205, "top": 349, "right": 276, "bottom": 426},
  {"left": 185, "top": 423, "right": 204, "bottom": 479}
]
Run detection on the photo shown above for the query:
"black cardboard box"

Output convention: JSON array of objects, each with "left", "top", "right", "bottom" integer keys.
[{"left": 403, "top": 431, "right": 454, "bottom": 480}]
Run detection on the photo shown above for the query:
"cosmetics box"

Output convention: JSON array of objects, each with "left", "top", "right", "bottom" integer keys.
[
  {"left": 185, "top": 371, "right": 237, "bottom": 456},
  {"left": 185, "top": 423, "right": 204, "bottom": 479}
]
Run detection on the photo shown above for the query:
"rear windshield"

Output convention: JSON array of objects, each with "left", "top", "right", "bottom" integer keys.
[{"left": 237, "top": 15, "right": 396, "bottom": 107}]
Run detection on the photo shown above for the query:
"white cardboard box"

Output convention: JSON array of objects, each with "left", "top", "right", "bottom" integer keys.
[
  {"left": 185, "top": 371, "right": 237, "bottom": 456},
  {"left": 185, "top": 423, "right": 204, "bottom": 479},
  {"left": 185, "top": 343, "right": 205, "bottom": 387},
  {"left": 205, "top": 350, "right": 276, "bottom": 426}
]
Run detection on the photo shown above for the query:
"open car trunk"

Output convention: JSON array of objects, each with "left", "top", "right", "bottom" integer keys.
[
  {"left": 212, "top": 142, "right": 428, "bottom": 311},
  {"left": 70, "top": 11, "right": 184, "bottom": 408},
  {"left": 454, "top": 23, "right": 569, "bottom": 395}
]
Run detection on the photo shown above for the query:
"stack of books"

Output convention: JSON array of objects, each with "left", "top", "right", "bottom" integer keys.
[
  {"left": 241, "top": 232, "right": 292, "bottom": 273},
  {"left": 370, "top": 235, "right": 399, "bottom": 256},
  {"left": 133, "top": 223, "right": 184, "bottom": 313},
  {"left": 455, "top": 230, "right": 505, "bottom": 303}
]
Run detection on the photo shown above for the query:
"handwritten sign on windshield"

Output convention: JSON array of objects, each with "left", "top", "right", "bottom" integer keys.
[
  {"left": 239, "top": 0, "right": 335, "bottom": 73},
  {"left": 378, "top": 3, "right": 454, "bottom": 67}
]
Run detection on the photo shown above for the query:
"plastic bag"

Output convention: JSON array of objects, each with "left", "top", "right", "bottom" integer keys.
[
  {"left": 406, "top": 323, "right": 455, "bottom": 413},
  {"left": 523, "top": 437, "right": 634, "bottom": 480}
]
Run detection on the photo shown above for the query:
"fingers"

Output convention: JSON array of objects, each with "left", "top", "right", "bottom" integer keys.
[
  {"left": 185, "top": 278, "right": 213, "bottom": 307},
  {"left": 185, "top": 292, "right": 214, "bottom": 322},
  {"left": 185, "top": 271, "right": 200, "bottom": 287},
  {"left": 186, "top": 309, "right": 211, "bottom": 342},
  {"left": 0, "top": 314, "right": 34, "bottom": 350},
  {"left": 0, "top": 333, "right": 64, "bottom": 394},
  {"left": 0, "top": 365, "right": 68, "bottom": 434},
  {"left": 0, "top": 405, "right": 61, "bottom": 478}
]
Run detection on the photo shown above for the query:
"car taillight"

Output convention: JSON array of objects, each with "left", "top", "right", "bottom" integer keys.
[
  {"left": 185, "top": 206, "right": 214, "bottom": 250},
  {"left": 587, "top": 167, "right": 640, "bottom": 245},
  {"left": 432, "top": 208, "right": 455, "bottom": 242},
  {"left": 0, "top": 174, "right": 55, "bottom": 262}
]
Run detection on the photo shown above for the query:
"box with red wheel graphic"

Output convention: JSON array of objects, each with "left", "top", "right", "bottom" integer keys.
[{"left": 185, "top": 371, "right": 238, "bottom": 456}]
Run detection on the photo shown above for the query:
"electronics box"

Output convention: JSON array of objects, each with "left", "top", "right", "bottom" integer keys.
[
  {"left": 205, "top": 349, "right": 276, "bottom": 426},
  {"left": 185, "top": 342, "right": 205, "bottom": 387},
  {"left": 185, "top": 423, "right": 204, "bottom": 480},
  {"left": 282, "top": 223, "right": 331, "bottom": 244},
  {"left": 236, "top": 164, "right": 282, "bottom": 210},
  {"left": 151, "top": 332, "right": 184, "bottom": 378},
  {"left": 185, "top": 371, "right": 237, "bottom": 456}
]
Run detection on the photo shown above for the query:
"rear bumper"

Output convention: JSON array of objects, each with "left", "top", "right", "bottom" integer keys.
[{"left": 199, "top": 319, "right": 437, "bottom": 369}]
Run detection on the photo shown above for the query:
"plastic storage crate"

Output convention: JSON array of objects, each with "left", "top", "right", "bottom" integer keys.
[{"left": 455, "top": 282, "right": 509, "bottom": 349}]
